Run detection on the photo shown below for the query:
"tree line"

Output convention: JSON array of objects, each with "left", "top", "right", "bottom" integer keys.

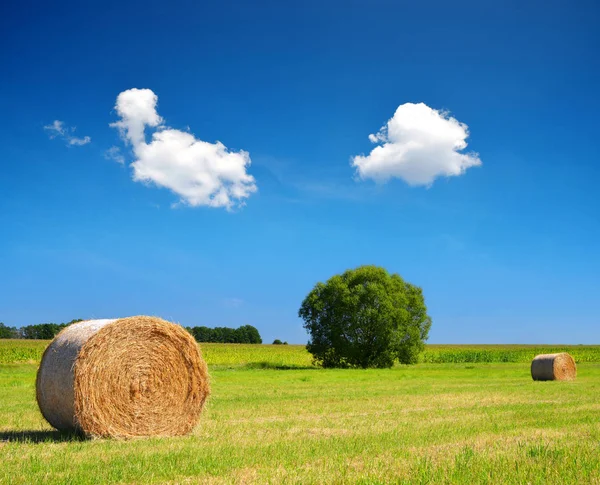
[
  {"left": 186, "top": 325, "right": 262, "bottom": 344},
  {"left": 0, "top": 321, "right": 263, "bottom": 344},
  {"left": 0, "top": 320, "right": 84, "bottom": 339}
]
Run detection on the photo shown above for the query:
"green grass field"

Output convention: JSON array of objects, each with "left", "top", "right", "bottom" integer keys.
[{"left": 1, "top": 342, "right": 599, "bottom": 484}]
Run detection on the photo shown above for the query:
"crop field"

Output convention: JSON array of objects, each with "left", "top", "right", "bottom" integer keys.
[
  {"left": 1, "top": 341, "right": 600, "bottom": 484},
  {"left": 421, "top": 344, "right": 600, "bottom": 364},
  {"left": 3, "top": 339, "right": 600, "bottom": 367}
]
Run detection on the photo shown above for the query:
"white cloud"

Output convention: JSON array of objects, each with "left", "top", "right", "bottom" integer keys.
[
  {"left": 110, "top": 89, "right": 163, "bottom": 147},
  {"left": 44, "top": 120, "right": 66, "bottom": 138},
  {"left": 110, "top": 88, "right": 256, "bottom": 210},
  {"left": 104, "top": 146, "right": 125, "bottom": 164},
  {"left": 351, "top": 103, "right": 481, "bottom": 186},
  {"left": 44, "top": 120, "right": 91, "bottom": 146},
  {"left": 69, "top": 136, "right": 91, "bottom": 146}
]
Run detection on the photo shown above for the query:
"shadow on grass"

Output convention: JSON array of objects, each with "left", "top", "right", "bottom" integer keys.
[
  {"left": 244, "top": 361, "right": 318, "bottom": 370},
  {"left": 0, "top": 430, "right": 86, "bottom": 443}
]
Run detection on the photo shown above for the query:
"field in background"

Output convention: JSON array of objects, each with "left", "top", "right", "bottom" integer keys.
[
  {"left": 2, "top": 339, "right": 600, "bottom": 366},
  {"left": 421, "top": 344, "right": 600, "bottom": 364}
]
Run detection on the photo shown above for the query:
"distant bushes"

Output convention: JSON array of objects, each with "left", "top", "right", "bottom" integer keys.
[
  {"left": 187, "top": 325, "right": 262, "bottom": 344},
  {"left": 272, "top": 339, "right": 288, "bottom": 345},
  {"left": 0, "top": 320, "right": 83, "bottom": 339}
]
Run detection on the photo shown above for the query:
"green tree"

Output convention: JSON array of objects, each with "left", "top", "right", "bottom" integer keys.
[
  {"left": 21, "top": 323, "right": 63, "bottom": 339},
  {"left": 191, "top": 326, "right": 211, "bottom": 342},
  {"left": 0, "top": 323, "right": 17, "bottom": 339},
  {"left": 217, "top": 327, "right": 236, "bottom": 343},
  {"left": 19, "top": 319, "right": 82, "bottom": 339},
  {"left": 272, "top": 339, "right": 283, "bottom": 345},
  {"left": 236, "top": 325, "right": 262, "bottom": 344},
  {"left": 299, "top": 265, "right": 431, "bottom": 368},
  {"left": 189, "top": 324, "right": 262, "bottom": 343}
]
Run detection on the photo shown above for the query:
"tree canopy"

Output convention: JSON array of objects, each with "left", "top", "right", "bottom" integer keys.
[
  {"left": 188, "top": 324, "right": 262, "bottom": 344},
  {"left": 299, "top": 265, "right": 431, "bottom": 368},
  {"left": 1, "top": 319, "right": 263, "bottom": 343},
  {"left": 0, "top": 323, "right": 17, "bottom": 339},
  {"left": 0, "top": 319, "right": 83, "bottom": 339}
]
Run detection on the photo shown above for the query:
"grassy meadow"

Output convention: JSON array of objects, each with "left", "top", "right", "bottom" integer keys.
[{"left": 1, "top": 341, "right": 600, "bottom": 484}]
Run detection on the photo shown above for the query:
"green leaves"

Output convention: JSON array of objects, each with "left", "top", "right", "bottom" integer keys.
[
  {"left": 189, "top": 325, "right": 262, "bottom": 344},
  {"left": 299, "top": 265, "right": 431, "bottom": 368},
  {"left": 0, "top": 323, "right": 18, "bottom": 339}
]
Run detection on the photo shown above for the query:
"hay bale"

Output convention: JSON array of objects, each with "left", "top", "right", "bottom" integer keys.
[
  {"left": 531, "top": 353, "right": 577, "bottom": 381},
  {"left": 36, "top": 316, "right": 210, "bottom": 438}
]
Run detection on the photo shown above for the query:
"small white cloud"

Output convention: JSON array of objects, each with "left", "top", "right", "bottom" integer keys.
[
  {"left": 44, "top": 120, "right": 91, "bottom": 146},
  {"left": 352, "top": 103, "right": 481, "bottom": 186},
  {"left": 44, "top": 120, "right": 66, "bottom": 138},
  {"left": 69, "top": 136, "right": 91, "bottom": 146},
  {"left": 104, "top": 146, "right": 125, "bottom": 164},
  {"left": 110, "top": 88, "right": 257, "bottom": 210}
]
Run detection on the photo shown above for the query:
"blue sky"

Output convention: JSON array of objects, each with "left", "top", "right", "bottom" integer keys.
[{"left": 1, "top": 0, "right": 598, "bottom": 344}]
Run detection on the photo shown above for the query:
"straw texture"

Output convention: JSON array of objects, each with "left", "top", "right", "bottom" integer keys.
[
  {"left": 531, "top": 352, "right": 577, "bottom": 381},
  {"left": 36, "top": 316, "right": 210, "bottom": 438}
]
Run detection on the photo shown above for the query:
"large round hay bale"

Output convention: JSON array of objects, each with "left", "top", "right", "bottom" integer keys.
[
  {"left": 531, "top": 353, "right": 576, "bottom": 381},
  {"left": 36, "top": 316, "right": 210, "bottom": 438}
]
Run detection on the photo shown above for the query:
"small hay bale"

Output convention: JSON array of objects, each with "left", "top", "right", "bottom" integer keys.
[
  {"left": 531, "top": 353, "right": 577, "bottom": 381},
  {"left": 36, "top": 316, "right": 210, "bottom": 438}
]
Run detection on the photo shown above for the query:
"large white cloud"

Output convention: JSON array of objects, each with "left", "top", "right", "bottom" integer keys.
[
  {"left": 352, "top": 103, "right": 481, "bottom": 186},
  {"left": 110, "top": 88, "right": 257, "bottom": 209}
]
